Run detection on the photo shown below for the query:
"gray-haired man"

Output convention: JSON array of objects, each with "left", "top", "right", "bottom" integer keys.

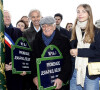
[
  {"left": 31, "top": 16, "right": 72, "bottom": 90},
  {"left": 22, "top": 9, "right": 42, "bottom": 90}
]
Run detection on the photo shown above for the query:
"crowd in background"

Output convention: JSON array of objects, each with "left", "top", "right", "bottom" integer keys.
[{"left": 3, "top": 3, "right": 100, "bottom": 90}]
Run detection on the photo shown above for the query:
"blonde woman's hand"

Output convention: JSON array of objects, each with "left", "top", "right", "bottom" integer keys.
[{"left": 70, "top": 49, "right": 78, "bottom": 57}]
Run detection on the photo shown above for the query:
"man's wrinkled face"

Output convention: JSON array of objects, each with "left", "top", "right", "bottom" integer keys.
[
  {"left": 42, "top": 24, "right": 56, "bottom": 37},
  {"left": 4, "top": 11, "right": 11, "bottom": 27}
]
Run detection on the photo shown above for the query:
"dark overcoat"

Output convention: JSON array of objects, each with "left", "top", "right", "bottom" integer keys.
[{"left": 31, "top": 29, "right": 72, "bottom": 84}]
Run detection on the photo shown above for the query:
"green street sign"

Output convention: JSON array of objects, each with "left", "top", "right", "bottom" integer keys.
[
  {"left": 11, "top": 37, "right": 32, "bottom": 74},
  {"left": 37, "top": 45, "right": 68, "bottom": 90}
]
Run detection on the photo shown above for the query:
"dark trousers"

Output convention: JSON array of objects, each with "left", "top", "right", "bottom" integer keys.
[
  {"left": 60, "top": 83, "right": 70, "bottom": 90},
  {"left": 22, "top": 75, "right": 37, "bottom": 90},
  {"left": 5, "top": 71, "right": 23, "bottom": 90}
]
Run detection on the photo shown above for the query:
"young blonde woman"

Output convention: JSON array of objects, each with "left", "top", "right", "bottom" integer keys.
[{"left": 70, "top": 4, "right": 100, "bottom": 90}]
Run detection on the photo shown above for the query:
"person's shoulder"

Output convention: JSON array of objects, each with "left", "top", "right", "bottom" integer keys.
[
  {"left": 60, "top": 33, "right": 69, "bottom": 41},
  {"left": 13, "top": 27, "right": 22, "bottom": 33},
  {"left": 60, "top": 27, "right": 66, "bottom": 31},
  {"left": 12, "top": 27, "right": 22, "bottom": 36},
  {"left": 56, "top": 29, "right": 69, "bottom": 41},
  {"left": 22, "top": 27, "right": 32, "bottom": 36},
  {"left": 94, "top": 26, "right": 100, "bottom": 34},
  {"left": 60, "top": 27, "right": 69, "bottom": 34},
  {"left": 93, "top": 27, "right": 100, "bottom": 41},
  {"left": 6, "top": 27, "right": 22, "bottom": 34}
]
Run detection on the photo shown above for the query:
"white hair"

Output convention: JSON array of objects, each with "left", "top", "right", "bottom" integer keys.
[
  {"left": 3, "top": 10, "right": 11, "bottom": 17},
  {"left": 28, "top": 9, "right": 42, "bottom": 18}
]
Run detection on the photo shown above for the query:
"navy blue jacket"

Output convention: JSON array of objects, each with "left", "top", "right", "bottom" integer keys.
[
  {"left": 70, "top": 27, "right": 100, "bottom": 79},
  {"left": 59, "top": 27, "right": 71, "bottom": 40},
  {"left": 5, "top": 24, "right": 22, "bottom": 64}
]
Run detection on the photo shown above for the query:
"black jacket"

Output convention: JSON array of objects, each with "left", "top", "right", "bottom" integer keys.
[
  {"left": 5, "top": 24, "right": 23, "bottom": 90},
  {"left": 31, "top": 29, "right": 72, "bottom": 83},
  {"left": 70, "top": 27, "right": 100, "bottom": 79},
  {"left": 59, "top": 27, "right": 71, "bottom": 40},
  {"left": 5, "top": 25, "right": 22, "bottom": 64},
  {"left": 23, "top": 22, "right": 42, "bottom": 50}
]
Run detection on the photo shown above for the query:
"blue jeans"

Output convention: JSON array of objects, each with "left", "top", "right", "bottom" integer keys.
[{"left": 70, "top": 69, "right": 99, "bottom": 90}]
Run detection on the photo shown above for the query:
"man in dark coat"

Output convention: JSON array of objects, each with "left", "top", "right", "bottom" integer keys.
[
  {"left": 31, "top": 16, "right": 72, "bottom": 90},
  {"left": 54, "top": 13, "right": 71, "bottom": 40},
  {"left": 4, "top": 10, "right": 23, "bottom": 90},
  {"left": 22, "top": 9, "right": 42, "bottom": 90},
  {"left": 23, "top": 9, "right": 42, "bottom": 49}
]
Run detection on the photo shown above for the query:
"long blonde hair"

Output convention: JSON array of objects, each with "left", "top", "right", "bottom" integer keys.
[{"left": 71, "top": 4, "right": 94, "bottom": 43}]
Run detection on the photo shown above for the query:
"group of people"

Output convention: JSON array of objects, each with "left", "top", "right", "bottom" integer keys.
[{"left": 3, "top": 3, "right": 100, "bottom": 90}]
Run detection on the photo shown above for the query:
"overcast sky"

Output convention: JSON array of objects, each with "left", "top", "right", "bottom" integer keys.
[{"left": 3, "top": 0, "right": 100, "bottom": 27}]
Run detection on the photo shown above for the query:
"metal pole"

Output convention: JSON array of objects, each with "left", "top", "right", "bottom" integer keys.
[{"left": 0, "top": 0, "right": 7, "bottom": 89}]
